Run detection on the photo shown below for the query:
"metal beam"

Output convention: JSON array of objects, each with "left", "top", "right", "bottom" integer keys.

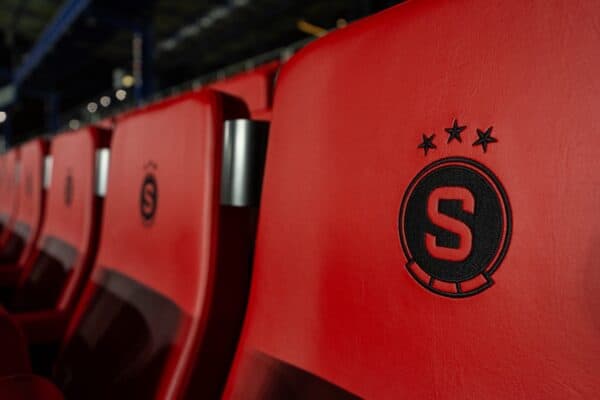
[
  {"left": 133, "top": 21, "right": 154, "bottom": 102},
  {"left": 14, "top": 0, "right": 93, "bottom": 84}
]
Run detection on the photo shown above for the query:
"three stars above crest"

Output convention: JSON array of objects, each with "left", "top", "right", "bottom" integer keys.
[
  {"left": 417, "top": 134, "right": 436, "bottom": 155},
  {"left": 444, "top": 119, "right": 466, "bottom": 143},
  {"left": 472, "top": 127, "right": 498, "bottom": 153},
  {"left": 418, "top": 119, "right": 498, "bottom": 155}
]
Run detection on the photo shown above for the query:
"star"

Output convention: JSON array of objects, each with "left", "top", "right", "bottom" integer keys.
[
  {"left": 444, "top": 119, "right": 466, "bottom": 143},
  {"left": 418, "top": 133, "right": 437, "bottom": 155},
  {"left": 472, "top": 126, "right": 498, "bottom": 153}
]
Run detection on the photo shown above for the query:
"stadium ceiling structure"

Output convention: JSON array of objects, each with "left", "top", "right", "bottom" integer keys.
[{"left": 0, "top": 0, "right": 400, "bottom": 143}]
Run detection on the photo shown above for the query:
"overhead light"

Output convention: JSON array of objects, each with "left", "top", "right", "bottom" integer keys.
[
  {"left": 121, "top": 75, "right": 135, "bottom": 88},
  {"left": 100, "top": 96, "right": 111, "bottom": 107},
  {"left": 198, "top": 16, "right": 214, "bottom": 28},
  {"left": 158, "top": 39, "right": 177, "bottom": 52},
  {"left": 87, "top": 102, "right": 98, "bottom": 113},
  {"left": 179, "top": 25, "right": 200, "bottom": 38},
  {"left": 157, "top": 3, "right": 237, "bottom": 53},
  {"left": 68, "top": 119, "right": 80, "bottom": 129},
  {"left": 115, "top": 89, "right": 127, "bottom": 101},
  {"left": 207, "top": 6, "right": 229, "bottom": 20},
  {"left": 0, "top": 111, "right": 6, "bottom": 124}
]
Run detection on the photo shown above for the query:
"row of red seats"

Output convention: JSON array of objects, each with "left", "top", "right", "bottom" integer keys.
[
  {"left": 1, "top": 0, "right": 599, "bottom": 398},
  {"left": 0, "top": 61, "right": 277, "bottom": 399}
]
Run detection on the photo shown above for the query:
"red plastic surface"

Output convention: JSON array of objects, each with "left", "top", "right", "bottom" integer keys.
[
  {"left": 0, "top": 139, "right": 48, "bottom": 267},
  {"left": 93, "top": 93, "right": 225, "bottom": 314},
  {"left": 22, "top": 128, "right": 107, "bottom": 312},
  {"left": 0, "top": 150, "right": 19, "bottom": 230},
  {"left": 3, "top": 128, "right": 109, "bottom": 343},
  {"left": 225, "top": 0, "right": 600, "bottom": 398},
  {"left": 211, "top": 61, "right": 279, "bottom": 120},
  {"left": 63, "top": 90, "right": 250, "bottom": 398},
  {"left": 40, "top": 129, "right": 100, "bottom": 255},
  {"left": 94, "top": 117, "right": 115, "bottom": 131}
]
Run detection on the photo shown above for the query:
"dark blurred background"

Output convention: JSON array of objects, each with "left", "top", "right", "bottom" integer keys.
[{"left": 0, "top": 0, "right": 402, "bottom": 147}]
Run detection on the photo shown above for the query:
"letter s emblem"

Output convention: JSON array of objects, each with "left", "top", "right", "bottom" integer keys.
[{"left": 425, "top": 187, "right": 475, "bottom": 262}]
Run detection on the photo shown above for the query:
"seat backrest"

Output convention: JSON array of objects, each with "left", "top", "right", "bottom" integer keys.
[
  {"left": 0, "top": 149, "right": 19, "bottom": 234},
  {"left": 10, "top": 128, "right": 110, "bottom": 313},
  {"left": 211, "top": 61, "right": 279, "bottom": 120},
  {"left": 0, "top": 139, "right": 47, "bottom": 266},
  {"left": 224, "top": 0, "right": 600, "bottom": 398},
  {"left": 54, "top": 90, "right": 251, "bottom": 399}
]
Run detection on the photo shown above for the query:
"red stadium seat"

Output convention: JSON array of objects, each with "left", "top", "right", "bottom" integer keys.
[
  {"left": 0, "top": 139, "right": 48, "bottom": 271},
  {"left": 0, "top": 89, "right": 263, "bottom": 399},
  {"left": 0, "top": 149, "right": 19, "bottom": 238},
  {"left": 224, "top": 0, "right": 600, "bottom": 398},
  {"left": 4, "top": 128, "right": 110, "bottom": 337},
  {"left": 211, "top": 61, "right": 279, "bottom": 120}
]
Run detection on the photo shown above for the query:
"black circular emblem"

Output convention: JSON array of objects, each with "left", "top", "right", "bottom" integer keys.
[
  {"left": 140, "top": 173, "right": 158, "bottom": 225},
  {"left": 399, "top": 157, "right": 511, "bottom": 298},
  {"left": 64, "top": 173, "right": 73, "bottom": 207}
]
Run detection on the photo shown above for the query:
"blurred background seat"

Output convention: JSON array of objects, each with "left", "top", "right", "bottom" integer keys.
[
  {"left": 0, "top": 88, "right": 266, "bottom": 399},
  {"left": 3, "top": 128, "right": 112, "bottom": 373},
  {"left": 0, "top": 139, "right": 47, "bottom": 277},
  {"left": 211, "top": 61, "right": 280, "bottom": 120},
  {"left": 0, "top": 150, "right": 19, "bottom": 237}
]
